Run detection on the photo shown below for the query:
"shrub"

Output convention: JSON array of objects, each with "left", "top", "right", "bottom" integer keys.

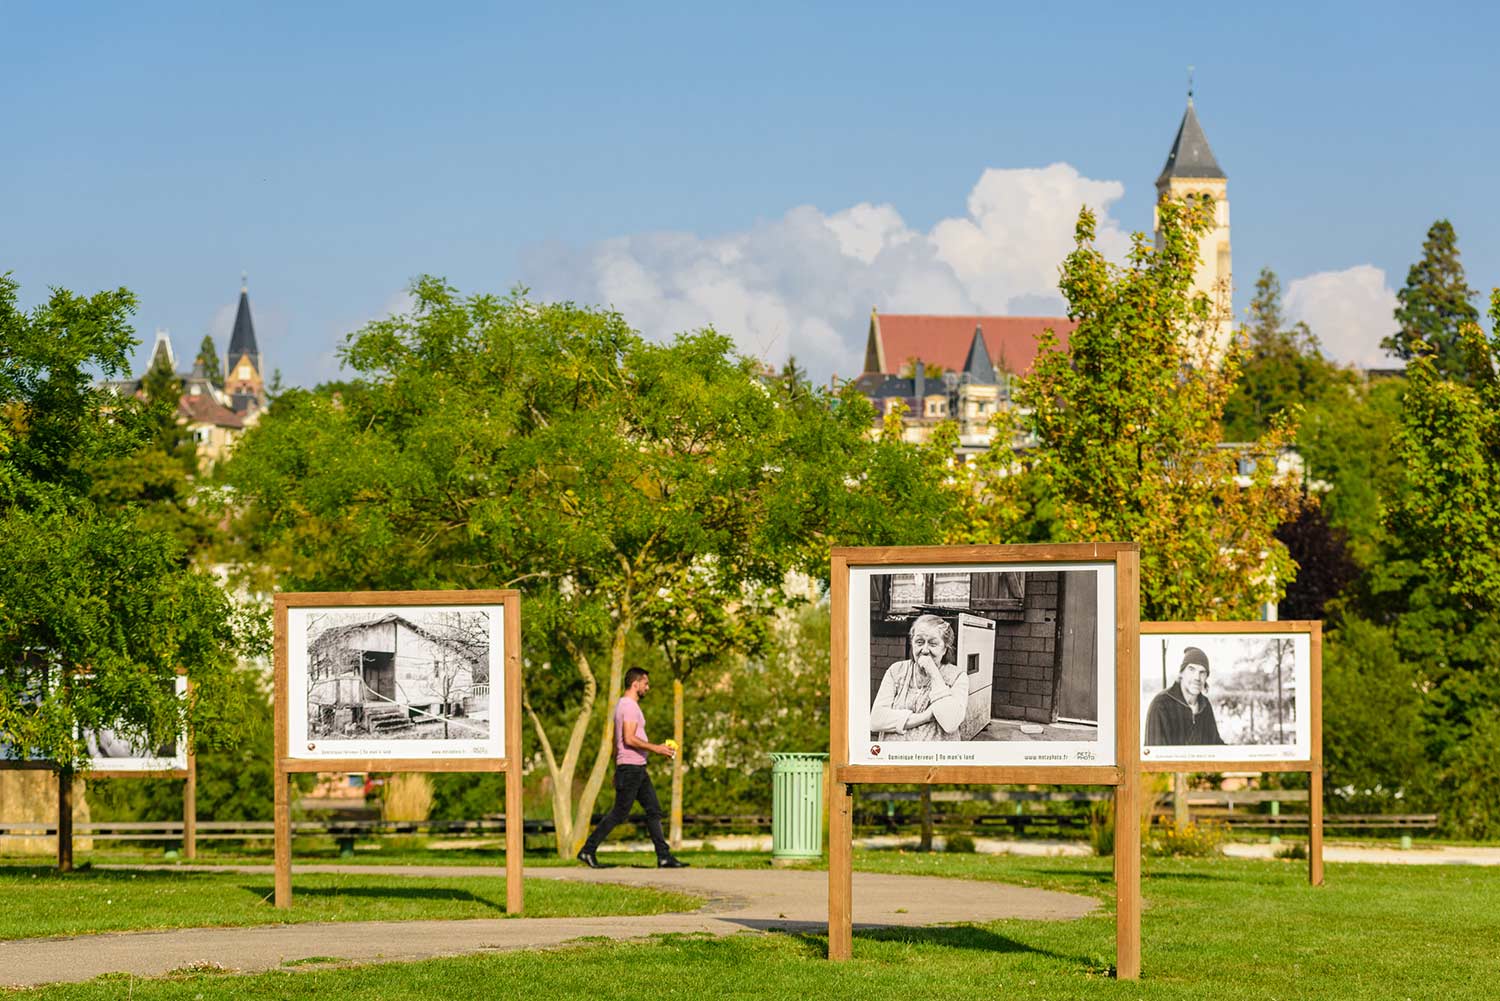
[
  {"left": 944, "top": 833, "right": 976, "bottom": 853},
  {"left": 1148, "top": 818, "right": 1227, "bottom": 857},
  {"left": 380, "top": 773, "right": 434, "bottom": 822},
  {"left": 1274, "top": 840, "right": 1309, "bottom": 860},
  {"left": 1088, "top": 800, "right": 1115, "bottom": 857}
]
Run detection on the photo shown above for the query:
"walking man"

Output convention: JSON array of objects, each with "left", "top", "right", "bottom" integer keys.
[{"left": 577, "top": 667, "right": 688, "bottom": 869}]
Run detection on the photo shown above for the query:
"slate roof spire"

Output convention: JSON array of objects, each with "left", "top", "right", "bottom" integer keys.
[
  {"left": 962, "top": 324, "right": 997, "bottom": 384},
  {"left": 1156, "top": 97, "right": 1225, "bottom": 187},
  {"left": 227, "top": 273, "right": 261, "bottom": 372}
]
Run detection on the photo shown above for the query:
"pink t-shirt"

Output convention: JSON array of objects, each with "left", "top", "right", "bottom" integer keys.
[{"left": 613, "top": 696, "right": 648, "bottom": 766}]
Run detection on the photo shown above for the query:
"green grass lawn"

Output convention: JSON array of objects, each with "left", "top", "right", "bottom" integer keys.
[
  {"left": 5, "top": 851, "right": 1500, "bottom": 999},
  {"left": 0, "top": 865, "right": 701, "bottom": 941}
]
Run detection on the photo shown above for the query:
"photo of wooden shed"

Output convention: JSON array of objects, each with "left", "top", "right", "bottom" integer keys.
[{"left": 304, "top": 610, "right": 491, "bottom": 740}]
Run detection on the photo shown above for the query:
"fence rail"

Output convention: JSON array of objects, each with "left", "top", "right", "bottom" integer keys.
[{"left": 0, "top": 814, "right": 773, "bottom": 842}]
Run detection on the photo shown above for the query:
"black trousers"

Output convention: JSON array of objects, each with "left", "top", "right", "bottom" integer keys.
[{"left": 583, "top": 763, "right": 671, "bottom": 857}]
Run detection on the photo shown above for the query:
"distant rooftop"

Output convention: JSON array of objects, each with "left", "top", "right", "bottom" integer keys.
[{"left": 1157, "top": 99, "right": 1225, "bottom": 187}]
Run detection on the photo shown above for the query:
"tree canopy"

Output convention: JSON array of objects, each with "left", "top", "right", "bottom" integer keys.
[
  {"left": 1381, "top": 219, "right": 1482, "bottom": 380},
  {"left": 1222, "top": 267, "right": 1353, "bottom": 442},
  {"left": 961, "top": 199, "right": 1303, "bottom": 619},
  {"left": 0, "top": 274, "right": 245, "bottom": 771},
  {"left": 225, "top": 278, "right": 953, "bottom": 852}
]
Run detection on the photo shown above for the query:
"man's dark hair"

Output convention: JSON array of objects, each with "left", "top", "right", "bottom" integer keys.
[{"left": 623, "top": 667, "right": 650, "bottom": 689}]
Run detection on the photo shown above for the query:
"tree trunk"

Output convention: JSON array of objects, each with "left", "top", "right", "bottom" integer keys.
[
  {"left": 57, "top": 770, "right": 74, "bottom": 873},
  {"left": 1173, "top": 772, "right": 1190, "bottom": 827},
  {"left": 919, "top": 786, "right": 933, "bottom": 852},
  {"left": 670, "top": 678, "right": 684, "bottom": 850},
  {"left": 568, "top": 620, "right": 629, "bottom": 854}
]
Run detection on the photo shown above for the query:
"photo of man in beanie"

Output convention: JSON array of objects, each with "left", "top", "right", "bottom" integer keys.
[{"left": 1144, "top": 646, "right": 1225, "bottom": 746}]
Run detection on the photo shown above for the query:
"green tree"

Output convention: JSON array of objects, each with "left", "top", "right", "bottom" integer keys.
[
  {"left": 89, "top": 667, "right": 279, "bottom": 824},
  {"left": 194, "top": 335, "right": 224, "bottom": 389},
  {"left": 1321, "top": 616, "right": 1430, "bottom": 813},
  {"left": 1222, "top": 267, "right": 1354, "bottom": 441},
  {"left": 1366, "top": 289, "right": 1500, "bottom": 835},
  {"left": 637, "top": 564, "right": 772, "bottom": 847},
  {"left": 1296, "top": 377, "right": 1406, "bottom": 568},
  {"left": 998, "top": 200, "right": 1303, "bottom": 618},
  {"left": 0, "top": 275, "right": 248, "bottom": 802},
  {"left": 688, "top": 601, "right": 832, "bottom": 816},
  {"left": 225, "top": 279, "right": 948, "bottom": 856},
  {"left": 1381, "top": 220, "right": 1481, "bottom": 380}
]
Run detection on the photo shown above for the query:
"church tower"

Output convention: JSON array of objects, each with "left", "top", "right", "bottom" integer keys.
[
  {"left": 1154, "top": 92, "right": 1232, "bottom": 359},
  {"left": 223, "top": 276, "right": 266, "bottom": 415}
]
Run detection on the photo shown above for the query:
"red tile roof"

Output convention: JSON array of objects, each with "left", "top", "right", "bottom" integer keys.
[
  {"left": 178, "top": 392, "right": 244, "bottom": 429},
  {"left": 869, "top": 314, "right": 1076, "bottom": 376}
]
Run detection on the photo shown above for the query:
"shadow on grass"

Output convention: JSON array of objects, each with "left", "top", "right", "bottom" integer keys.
[
  {"left": 758, "top": 923, "right": 1094, "bottom": 965},
  {"left": 237, "top": 884, "right": 507, "bottom": 913},
  {"left": 1139, "top": 868, "right": 1241, "bottom": 883}
]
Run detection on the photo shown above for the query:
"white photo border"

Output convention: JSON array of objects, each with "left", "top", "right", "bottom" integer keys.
[
  {"left": 284, "top": 602, "right": 506, "bottom": 761},
  {"left": 1138, "top": 629, "right": 1313, "bottom": 764},
  {"left": 846, "top": 561, "right": 1118, "bottom": 768}
]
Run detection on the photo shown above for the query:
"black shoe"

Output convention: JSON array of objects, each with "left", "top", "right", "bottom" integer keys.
[
  {"left": 657, "top": 855, "right": 689, "bottom": 869},
  {"left": 576, "top": 849, "right": 602, "bottom": 869}
]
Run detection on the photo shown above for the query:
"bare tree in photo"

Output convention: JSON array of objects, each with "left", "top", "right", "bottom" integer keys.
[{"left": 303, "top": 609, "right": 493, "bottom": 741}]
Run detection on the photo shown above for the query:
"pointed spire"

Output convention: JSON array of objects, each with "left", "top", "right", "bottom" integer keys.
[
  {"left": 227, "top": 278, "right": 260, "bottom": 372},
  {"left": 148, "top": 329, "right": 176, "bottom": 372},
  {"left": 1157, "top": 97, "right": 1225, "bottom": 188},
  {"left": 962, "top": 325, "right": 997, "bottom": 384}
]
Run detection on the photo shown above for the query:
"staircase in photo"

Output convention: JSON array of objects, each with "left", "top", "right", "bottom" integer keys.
[{"left": 364, "top": 705, "right": 413, "bottom": 734}]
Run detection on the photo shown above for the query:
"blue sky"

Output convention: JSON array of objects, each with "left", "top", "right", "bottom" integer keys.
[{"left": 4, "top": 2, "right": 1496, "bottom": 383}]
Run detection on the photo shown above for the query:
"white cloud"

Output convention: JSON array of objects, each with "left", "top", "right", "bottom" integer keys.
[
  {"left": 520, "top": 163, "right": 1130, "bottom": 380},
  {"left": 1284, "top": 265, "right": 1399, "bottom": 369}
]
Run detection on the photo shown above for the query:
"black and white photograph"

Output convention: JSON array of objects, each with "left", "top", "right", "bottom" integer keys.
[
  {"left": 84, "top": 675, "right": 190, "bottom": 773},
  {"left": 847, "top": 563, "right": 1117, "bottom": 767},
  {"left": 285, "top": 604, "right": 505, "bottom": 760},
  {"left": 1139, "top": 631, "right": 1312, "bottom": 763}
]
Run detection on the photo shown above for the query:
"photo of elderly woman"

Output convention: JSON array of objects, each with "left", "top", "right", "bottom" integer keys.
[
  {"left": 869, "top": 614, "right": 969, "bottom": 741},
  {"left": 863, "top": 568, "right": 1102, "bottom": 745}
]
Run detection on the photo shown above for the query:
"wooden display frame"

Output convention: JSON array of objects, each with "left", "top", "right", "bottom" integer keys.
[
  {"left": 273, "top": 589, "right": 524, "bottom": 912},
  {"left": 1, "top": 676, "right": 196, "bottom": 869},
  {"left": 829, "top": 543, "right": 1141, "bottom": 979},
  {"left": 1139, "top": 620, "right": 1324, "bottom": 885}
]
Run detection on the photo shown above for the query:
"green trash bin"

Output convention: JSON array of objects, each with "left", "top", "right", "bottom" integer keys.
[{"left": 770, "top": 753, "right": 828, "bottom": 861}]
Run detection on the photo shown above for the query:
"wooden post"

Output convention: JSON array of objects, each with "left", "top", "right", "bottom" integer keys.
[
  {"left": 56, "top": 769, "right": 74, "bottom": 873},
  {"left": 670, "top": 678, "right": 684, "bottom": 850},
  {"left": 1309, "top": 623, "right": 1324, "bottom": 887},
  {"left": 504, "top": 596, "right": 525, "bottom": 916},
  {"left": 827, "top": 553, "right": 853, "bottom": 961},
  {"left": 919, "top": 786, "right": 933, "bottom": 851},
  {"left": 829, "top": 781, "right": 853, "bottom": 960},
  {"left": 1173, "top": 772, "right": 1189, "bottom": 827},
  {"left": 273, "top": 596, "right": 292, "bottom": 908},
  {"left": 183, "top": 751, "right": 198, "bottom": 860},
  {"left": 1114, "top": 549, "right": 1141, "bottom": 981},
  {"left": 274, "top": 766, "right": 291, "bottom": 908}
]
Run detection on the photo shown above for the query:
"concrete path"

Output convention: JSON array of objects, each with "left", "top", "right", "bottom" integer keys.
[
  {"left": 0, "top": 863, "right": 1097, "bottom": 988},
  {"left": 1226, "top": 842, "right": 1500, "bottom": 865}
]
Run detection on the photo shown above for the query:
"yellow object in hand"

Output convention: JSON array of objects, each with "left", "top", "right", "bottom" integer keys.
[{"left": 664, "top": 739, "right": 679, "bottom": 752}]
